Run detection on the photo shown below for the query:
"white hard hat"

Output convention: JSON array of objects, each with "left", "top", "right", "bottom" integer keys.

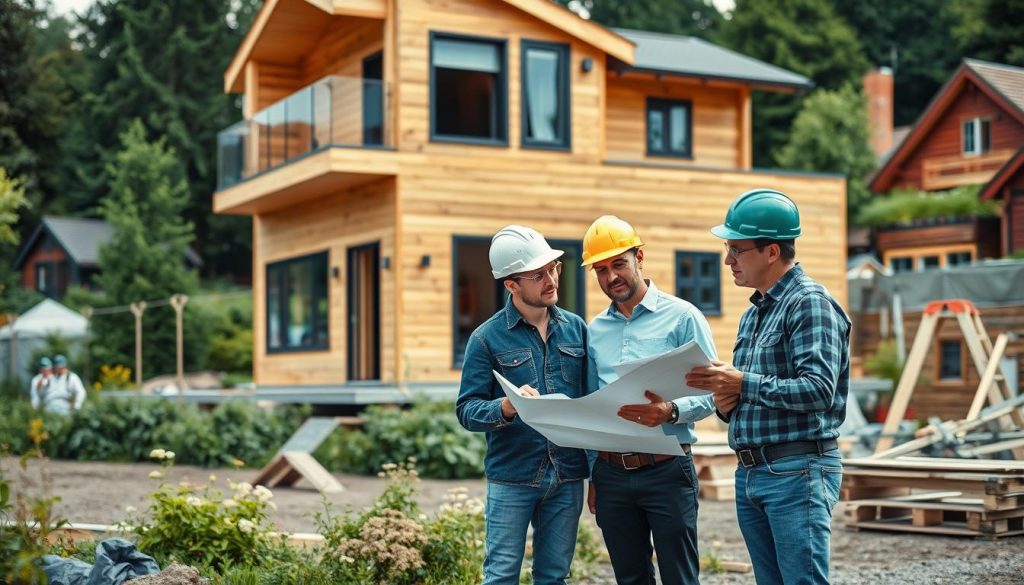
[{"left": 489, "top": 225, "right": 564, "bottom": 279}]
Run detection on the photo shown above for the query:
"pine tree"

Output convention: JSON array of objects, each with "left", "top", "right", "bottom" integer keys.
[
  {"left": 91, "top": 121, "right": 209, "bottom": 377},
  {"left": 557, "top": 0, "right": 723, "bottom": 38},
  {"left": 952, "top": 0, "right": 1024, "bottom": 67},
  {"left": 718, "top": 0, "right": 870, "bottom": 166},
  {"left": 74, "top": 0, "right": 258, "bottom": 279}
]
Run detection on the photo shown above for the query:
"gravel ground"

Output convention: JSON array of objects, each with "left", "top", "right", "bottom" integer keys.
[{"left": 6, "top": 457, "right": 1023, "bottom": 584}]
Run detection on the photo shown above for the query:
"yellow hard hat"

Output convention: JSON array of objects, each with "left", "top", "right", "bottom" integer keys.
[{"left": 581, "top": 215, "right": 644, "bottom": 267}]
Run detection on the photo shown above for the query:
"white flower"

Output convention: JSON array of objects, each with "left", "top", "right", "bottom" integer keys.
[
  {"left": 164, "top": 451, "right": 175, "bottom": 460},
  {"left": 209, "top": 474, "right": 217, "bottom": 482},
  {"left": 267, "top": 501, "right": 277, "bottom": 511},
  {"left": 340, "top": 555, "right": 355, "bottom": 564},
  {"left": 237, "top": 518, "right": 256, "bottom": 533},
  {"left": 253, "top": 485, "right": 274, "bottom": 501},
  {"left": 223, "top": 499, "right": 238, "bottom": 508},
  {"left": 149, "top": 449, "right": 166, "bottom": 459},
  {"left": 234, "top": 482, "right": 253, "bottom": 497},
  {"left": 381, "top": 463, "right": 398, "bottom": 471},
  {"left": 186, "top": 496, "right": 203, "bottom": 506},
  {"left": 124, "top": 506, "right": 137, "bottom": 514},
  {"left": 148, "top": 470, "right": 164, "bottom": 480}
]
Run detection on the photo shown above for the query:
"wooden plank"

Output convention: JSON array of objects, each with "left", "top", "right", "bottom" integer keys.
[
  {"left": 876, "top": 312, "right": 938, "bottom": 452},
  {"left": 846, "top": 456, "right": 1024, "bottom": 473},
  {"left": 913, "top": 508, "right": 944, "bottom": 526},
  {"left": 282, "top": 452, "right": 345, "bottom": 494}
]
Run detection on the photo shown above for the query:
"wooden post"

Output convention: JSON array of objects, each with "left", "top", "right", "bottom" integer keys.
[
  {"left": 129, "top": 301, "right": 147, "bottom": 387},
  {"left": 80, "top": 307, "right": 93, "bottom": 387},
  {"left": 169, "top": 294, "right": 189, "bottom": 404}
]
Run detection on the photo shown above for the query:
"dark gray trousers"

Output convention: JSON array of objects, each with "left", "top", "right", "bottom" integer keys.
[{"left": 593, "top": 455, "right": 701, "bottom": 585}]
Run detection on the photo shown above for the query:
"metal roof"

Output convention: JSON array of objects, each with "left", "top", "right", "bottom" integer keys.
[{"left": 612, "top": 28, "right": 813, "bottom": 90}]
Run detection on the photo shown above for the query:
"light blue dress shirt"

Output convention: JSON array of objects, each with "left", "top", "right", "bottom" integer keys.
[{"left": 587, "top": 279, "right": 718, "bottom": 445}]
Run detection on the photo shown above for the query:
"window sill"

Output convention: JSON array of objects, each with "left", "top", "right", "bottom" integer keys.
[
  {"left": 267, "top": 345, "right": 330, "bottom": 355},
  {"left": 646, "top": 151, "right": 694, "bottom": 160},
  {"left": 430, "top": 135, "right": 509, "bottom": 147}
]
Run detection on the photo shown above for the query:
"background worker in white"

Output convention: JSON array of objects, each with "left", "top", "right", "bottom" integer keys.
[
  {"left": 32, "top": 354, "right": 86, "bottom": 415},
  {"left": 583, "top": 215, "right": 718, "bottom": 585},
  {"left": 29, "top": 356, "right": 53, "bottom": 401}
]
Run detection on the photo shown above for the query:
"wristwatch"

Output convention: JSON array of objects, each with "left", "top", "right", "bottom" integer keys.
[{"left": 667, "top": 401, "right": 680, "bottom": 424}]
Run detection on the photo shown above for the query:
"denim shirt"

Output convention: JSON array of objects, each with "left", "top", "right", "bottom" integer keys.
[{"left": 456, "top": 300, "right": 591, "bottom": 486}]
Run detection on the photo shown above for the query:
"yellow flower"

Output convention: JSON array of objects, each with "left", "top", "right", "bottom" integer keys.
[{"left": 148, "top": 470, "right": 164, "bottom": 480}]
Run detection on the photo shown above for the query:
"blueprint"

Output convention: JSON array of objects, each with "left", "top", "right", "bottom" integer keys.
[{"left": 493, "top": 341, "right": 712, "bottom": 456}]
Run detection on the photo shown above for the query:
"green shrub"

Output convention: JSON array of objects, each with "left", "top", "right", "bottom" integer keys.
[
  {"left": 316, "top": 400, "right": 486, "bottom": 480},
  {"left": 857, "top": 185, "right": 996, "bottom": 227},
  {"left": 121, "top": 451, "right": 280, "bottom": 571}
]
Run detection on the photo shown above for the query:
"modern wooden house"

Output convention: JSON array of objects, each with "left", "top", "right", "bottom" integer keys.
[
  {"left": 13, "top": 216, "right": 202, "bottom": 300},
  {"left": 214, "top": 0, "right": 847, "bottom": 392},
  {"left": 869, "top": 59, "right": 1024, "bottom": 273}
]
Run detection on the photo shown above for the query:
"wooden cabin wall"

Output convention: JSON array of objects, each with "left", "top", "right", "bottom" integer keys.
[
  {"left": 605, "top": 77, "right": 741, "bottom": 168},
  {"left": 396, "top": 155, "right": 847, "bottom": 382},
  {"left": 252, "top": 178, "right": 396, "bottom": 386},
  {"left": 396, "top": 0, "right": 605, "bottom": 162}
]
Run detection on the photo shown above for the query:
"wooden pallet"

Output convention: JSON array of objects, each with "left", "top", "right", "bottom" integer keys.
[{"left": 693, "top": 444, "right": 735, "bottom": 501}]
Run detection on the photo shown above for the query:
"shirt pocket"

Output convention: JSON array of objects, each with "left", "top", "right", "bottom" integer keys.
[
  {"left": 495, "top": 349, "right": 539, "bottom": 389},
  {"left": 753, "top": 331, "right": 787, "bottom": 376},
  {"left": 557, "top": 344, "right": 585, "bottom": 388},
  {"left": 635, "top": 337, "right": 673, "bottom": 356}
]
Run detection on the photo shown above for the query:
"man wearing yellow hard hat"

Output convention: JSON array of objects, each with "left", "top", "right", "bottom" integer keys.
[
  {"left": 581, "top": 215, "right": 718, "bottom": 585},
  {"left": 686, "top": 189, "right": 850, "bottom": 584},
  {"left": 456, "top": 225, "right": 591, "bottom": 585}
]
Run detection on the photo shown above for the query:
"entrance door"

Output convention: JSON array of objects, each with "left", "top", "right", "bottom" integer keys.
[{"left": 347, "top": 242, "right": 380, "bottom": 381}]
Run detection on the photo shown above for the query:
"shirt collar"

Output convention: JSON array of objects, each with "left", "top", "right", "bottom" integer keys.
[
  {"left": 749, "top": 263, "right": 804, "bottom": 307},
  {"left": 606, "top": 279, "right": 660, "bottom": 318},
  {"left": 504, "top": 298, "right": 566, "bottom": 330}
]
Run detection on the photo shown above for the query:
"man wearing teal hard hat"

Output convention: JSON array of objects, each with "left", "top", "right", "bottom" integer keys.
[
  {"left": 686, "top": 189, "right": 851, "bottom": 585},
  {"left": 32, "top": 354, "right": 87, "bottom": 415}
]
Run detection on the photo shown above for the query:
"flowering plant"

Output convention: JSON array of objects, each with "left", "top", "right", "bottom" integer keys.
[{"left": 118, "top": 448, "right": 279, "bottom": 571}]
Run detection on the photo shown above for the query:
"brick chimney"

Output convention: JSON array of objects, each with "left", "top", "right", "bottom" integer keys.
[{"left": 863, "top": 67, "right": 894, "bottom": 157}]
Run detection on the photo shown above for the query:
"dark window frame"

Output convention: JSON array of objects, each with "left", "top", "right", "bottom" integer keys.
[
  {"left": 938, "top": 339, "right": 964, "bottom": 382},
  {"left": 429, "top": 31, "right": 509, "bottom": 146},
  {"left": 890, "top": 256, "right": 914, "bottom": 274},
  {"left": 520, "top": 39, "right": 571, "bottom": 151},
  {"left": 265, "top": 251, "right": 330, "bottom": 354},
  {"left": 962, "top": 117, "right": 991, "bottom": 156},
  {"left": 646, "top": 97, "right": 693, "bottom": 159},
  {"left": 451, "top": 235, "right": 585, "bottom": 369},
  {"left": 362, "top": 51, "right": 384, "bottom": 146},
  {"left": 675, "top": 251, "right": 721, "bottom": 316}
]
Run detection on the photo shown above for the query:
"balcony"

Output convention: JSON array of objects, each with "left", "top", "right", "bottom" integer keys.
[
  {"left": 921, "top": 149, "right": 1015, "bottom": 191},
  {"left": 217, "top": 75, "right": 391, "bottom": 190}
]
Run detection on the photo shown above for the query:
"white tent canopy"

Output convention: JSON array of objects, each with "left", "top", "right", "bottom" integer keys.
[{"left": 0, "top": 298, "right": 87, "bottom": 340}]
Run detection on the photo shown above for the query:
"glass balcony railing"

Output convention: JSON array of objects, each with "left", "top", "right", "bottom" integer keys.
[{"left": 217, "top": 75, "right": 390, "bottom": 190}]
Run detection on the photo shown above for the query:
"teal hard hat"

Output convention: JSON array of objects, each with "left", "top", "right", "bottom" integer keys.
[
  {"left": 38, "top": 356, "right": 53, "bottom": 369},
  {"left": 710, "top": 189, "right": 802, "bottom": 240},
  {"left": 53, "top": 354, "right": 68, "bottom": 367}
]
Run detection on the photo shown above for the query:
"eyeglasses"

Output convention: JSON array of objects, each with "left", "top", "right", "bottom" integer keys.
[
  {"left": 511, "top": 261, "right": 563, "bottom": 283},
  {"left": 724, "top": 243, "right": 764, "bottom": 258}
]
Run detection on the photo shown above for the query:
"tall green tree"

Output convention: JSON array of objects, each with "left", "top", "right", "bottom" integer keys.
[
  {"left": 91, "top": 121, "right": 208, "bottom": 377},
  {"left": 0, "top": 168, "right": 40, "bottom": 314},
  {"left": 775, "top": 85, "right": 876, "bottom": 222},
  {"left": 952, "top": 0, "right": 1024, "bottom": 67},
  {"left": 718, "top": 0, "right": 870, "bottom": 166},
  {"left": 833, "top": 0, "right": 962, "bottom": 127},
  {"left": 557, "top": 0, "right": 723, "bottom": 38},
  {"left": 73, "top": 0, "right": 258, "bottom": 278}
]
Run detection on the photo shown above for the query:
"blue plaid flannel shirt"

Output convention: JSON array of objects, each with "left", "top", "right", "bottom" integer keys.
[{"left": 724, "top": 264, "right": 851, "bottom": 450}]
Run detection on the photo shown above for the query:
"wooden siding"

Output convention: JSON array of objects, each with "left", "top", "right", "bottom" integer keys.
[
  {"left": 1011, "top": 191, "right": 1024, "bottom": 253},
  {"left": 856, "top": 305, "right": 1024, "bottom": 421},
  {"left": 396, "top": 0, "right": 605, "bottom": 161},
  {"left": 889, "top": 83, "right": 1024, "bottom": 191},
  {"left": 605, "top": 75, "right": 742, "bottom": 168},
  {"left": 253, "top": 178, "right": 397, "bottom": 386},
  {"left": 19, "top": 243, "right": 69, "bottom": 291},
  {"left": 395, "top": 154, "right": 846, "bottom": 382},
  {"left": 877, "top": 217, "right": 1003, "bottom": 268}
]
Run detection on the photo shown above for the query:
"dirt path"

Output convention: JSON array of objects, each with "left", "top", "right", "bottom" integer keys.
[{"left": 6, "top": 458, "right": 1023, "bottom": 584}]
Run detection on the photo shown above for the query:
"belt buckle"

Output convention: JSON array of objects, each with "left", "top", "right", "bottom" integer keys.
[
  {"left": 737, "top": 449, "right": 756, "bottom": 468},
  {"left": 620, "top": 452, "right": 640, "bottom": 471}
]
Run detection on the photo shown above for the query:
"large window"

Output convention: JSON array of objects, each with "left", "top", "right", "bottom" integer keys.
[
  {"left": 521, "top": 40, "right": 570, "bottom": 149},
  {"left": 430, "top": 33, "right": 507, "bottom": 144},
  {"left": 647, "top": 98, "right": 692, "bottom": 158},
  {"left": 963, "top": 117, "right": 991, "bottom": 155},
  {"left": 947, "top": 251, "right": 972, "bottom": 267},
  {"left": 266, "top": 252, "right": 329, "bottom": 352},
  {"left": 890, "top": 257, "right": 914, "bottom": 274},
  {"left": 676, "top": 252, "right": 721, "bottom": 316},
  {"left": 453, "top": 237, "right": 584, "bottom": 367}
]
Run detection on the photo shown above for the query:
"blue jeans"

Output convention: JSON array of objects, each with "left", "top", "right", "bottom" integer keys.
[
  {"left": 483, "top": 470, "right": 584, "bottom": 585},
  {"left": 735, "top": 451, "right": 843, "bottom": 585}
]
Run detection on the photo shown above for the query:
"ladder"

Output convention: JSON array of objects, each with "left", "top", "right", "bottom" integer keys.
[{"left": 874, "top": 299, "right": 1024, "bottom": 458}]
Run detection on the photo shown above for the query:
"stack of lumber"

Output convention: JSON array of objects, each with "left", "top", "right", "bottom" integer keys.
[
  {"left": 692, "top": 444, "right": 736, "bottom": 501},
  {"left": 841, "top": 456, "right": 1024, "bottom": 539}
]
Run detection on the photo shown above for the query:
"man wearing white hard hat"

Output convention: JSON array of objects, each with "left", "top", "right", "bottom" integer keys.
[{"left": 456, "top": 225, "right": 591, "bottom": 585}]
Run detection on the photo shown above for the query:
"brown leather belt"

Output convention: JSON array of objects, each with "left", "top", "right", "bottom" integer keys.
[{"left": 598, "top": 444, "right": 691, "bottom": 471}]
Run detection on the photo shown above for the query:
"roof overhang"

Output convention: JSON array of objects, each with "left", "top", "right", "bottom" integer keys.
[
  {"left": 979, "top": 146, "right": 1024, "bottom": 201},
  {"left": 608, "top": 62, "right": 810, "bottom": 94},
  {"left": 870, "top": 62, "right": 1024, "bottom": 193},
  {"left": 225, "top": 0, "right": 635, "bottom": 94}
]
